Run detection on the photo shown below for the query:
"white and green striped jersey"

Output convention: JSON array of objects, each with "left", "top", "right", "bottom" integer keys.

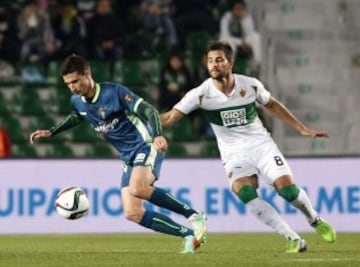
[{"left": 174, "top": 74, "right": 272, "bottom": 158}]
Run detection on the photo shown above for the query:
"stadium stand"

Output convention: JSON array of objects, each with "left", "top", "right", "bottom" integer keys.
[
  {"left": 85, "top": 142, "right": 115, "bottom": 158},
  {"left": 45, "top": 143, "right": 74, "bottom": 157},
  {"left": 11, "top": 87, "right": 46, "bottom": 115},
  {"left": 163, "top": 116, "right": 197, "bottom": 142},
  {"left": 200, "top": 141, "right": 220, "bottom": 157},
  {"left": 12, "top": 144, "right": 38, "bottom": 157},
  {"left": 2, "top": 116, "right": 26, "bottom": 144},
  {"left": 262, "top": 0, "right": 359, "bottom": 156},
  {"left": 113, "top": 60, "right": 145, "bottom": 86},
  {"left": 71, "top": 123, "right": 99, "bottom": 143},
  {"left": 165, "top": 142, "right": 188, "bottom": 157},
  {"left": 0, "top": 91, "right": 10, "bottom": 115},
  {"left": 1, "top": 0, "right": 359, "bottom": 158},
  {"left": 47, "top": 88, "right": 73, "bottom": 115}
]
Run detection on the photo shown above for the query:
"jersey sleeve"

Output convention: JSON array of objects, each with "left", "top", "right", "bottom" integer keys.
[
  {"left": 253, "top": 78, "right": 271, "bottom": 105},
  {"left": 116, "top": 84, "right": 143, "bottom": 113},
  {"left": 174, "top": 86, "right": 202, "bottom": 114}
]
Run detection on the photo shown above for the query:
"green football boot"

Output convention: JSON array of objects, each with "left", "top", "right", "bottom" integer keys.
[
  {"left": 286, "top": 239, "right": 307, "bottom": 253},
  {"left": 312, "top": 217, "right": 336, "bottom": 243}
]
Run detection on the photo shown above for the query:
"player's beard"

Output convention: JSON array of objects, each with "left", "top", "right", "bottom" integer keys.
[{"left": 210, "top": 70, "right": 225, "bottom": 81}]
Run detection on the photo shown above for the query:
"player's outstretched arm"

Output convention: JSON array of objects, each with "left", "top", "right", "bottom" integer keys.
[
  {"left": 265, "top": 96, "right": 329, "bottom": 138},
  {"left": 30, "top": 111, "right": 83, "bottom": 144},
  {"left": 159, "top": 109, "right": 184, "bottom": 129}
]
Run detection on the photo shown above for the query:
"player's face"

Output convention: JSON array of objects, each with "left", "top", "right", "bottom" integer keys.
[
  {"left": 63, "top": 70, "right": 91, "bottom": 96},
  {"left": 206, "top": 50, "right": 233, "bottom": 80},
  {"left": 232, "top": 3, "right": 246, "bottom": 18}
]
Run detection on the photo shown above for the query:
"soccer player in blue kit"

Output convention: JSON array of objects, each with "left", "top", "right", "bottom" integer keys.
[{"left": 29, "top": 54, "right": 207, "bottom": 253}]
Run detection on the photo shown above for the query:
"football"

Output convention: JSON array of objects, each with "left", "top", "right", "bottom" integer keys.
[{"left": 55, "top": 187, "right": 89, "bottom": 220}]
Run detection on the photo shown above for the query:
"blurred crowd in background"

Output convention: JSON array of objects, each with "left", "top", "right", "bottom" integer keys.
[
  {"left": 0, "top": 0, "right": 260, "bottom": 75},
  {"left": 0, "top": 0, "right": 263, "bottom": 157}
]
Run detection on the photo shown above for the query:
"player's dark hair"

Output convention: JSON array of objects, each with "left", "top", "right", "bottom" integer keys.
[
  {"left": 231, "top": 0, "right": 247, "bottom": 9},
  {"left": 60, "top": 54, "right": 90, "bottom": 76},
  {"left": 205, "top": 41, "right": 234, "bottom": 62}
]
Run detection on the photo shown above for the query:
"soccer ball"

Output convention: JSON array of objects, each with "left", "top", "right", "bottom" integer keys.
[{"left": 56, "top": 187, "right": 89, "bottom": 220}]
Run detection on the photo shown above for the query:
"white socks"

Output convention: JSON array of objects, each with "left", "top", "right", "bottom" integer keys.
[
  {"left": 246, "top": 187, "right": 319, "bottom": 240},
  {"left": 290, "top": 187, "right": 318, "bottom": 224},
  {"left": 247, "top": 198, "right": 300, "bottom": 240}
]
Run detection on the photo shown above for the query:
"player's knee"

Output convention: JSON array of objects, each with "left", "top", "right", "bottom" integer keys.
[
  {"left": 277, "top": 184, "right": 300, "bottom": 202},
  {"left": 237, "top": 184, "right": 258, "bottom": 204},
  {"left": 128, "top": 185, "right": 148, "bottom": 199}
]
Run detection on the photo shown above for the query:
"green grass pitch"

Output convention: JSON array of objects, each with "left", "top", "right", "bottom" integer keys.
[{"left": 0, "top": 233, "right": 359, "bottom": 267}]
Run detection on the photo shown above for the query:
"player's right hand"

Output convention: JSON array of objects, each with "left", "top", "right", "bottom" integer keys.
[
  {"left": 30, "top": 130, "right": 52, "bottom": 144},
  {"left": 153, "top": 135, "right": 168, "bottom": 153}
]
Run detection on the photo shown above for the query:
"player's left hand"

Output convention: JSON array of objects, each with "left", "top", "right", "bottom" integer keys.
[
  {"left": 30, "top": 129, "right": 52, "bottom": 144},
  {"left": 153, "top": 136, "right": 168, "bottom": 152},
  {"left": 300, "top": 127, "right": 329, "bottom": 138}
]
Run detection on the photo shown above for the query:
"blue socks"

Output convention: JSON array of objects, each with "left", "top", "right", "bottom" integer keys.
[
  {"left": 149, "top": 187, "right": 196, "bottom": 218},
  {"left": 139, "top": 210, "right": 193, "bottom": 237}
]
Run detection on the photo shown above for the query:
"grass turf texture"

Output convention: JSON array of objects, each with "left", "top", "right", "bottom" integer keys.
[{"left": 0, "top": 233, "right": 359, "bottom": 267}]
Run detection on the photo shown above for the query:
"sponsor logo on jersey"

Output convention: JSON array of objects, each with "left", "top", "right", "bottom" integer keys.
[
  {"left": 98, "top": 107, "right": 106, "bottom": 119},
  {"left": 93, "top": 118, "right": 119, "bottom": 133},
  {"left": 220, "top": 108, "right": 247, "bottom": 126},
  {"left": 134, "top": 153, "right": 146, "bottom": 163}
]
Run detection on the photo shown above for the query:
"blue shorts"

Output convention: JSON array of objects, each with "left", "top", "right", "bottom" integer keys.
[{"left": 121, "top": 144, "right": 165, "bottom": 188}]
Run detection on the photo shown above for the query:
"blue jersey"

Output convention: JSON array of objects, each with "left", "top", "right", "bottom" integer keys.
[{"left": 70, "top": 82, "right": 154, "bottom": 163}]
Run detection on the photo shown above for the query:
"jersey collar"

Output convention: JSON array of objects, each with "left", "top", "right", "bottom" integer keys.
[{"left": 81, "top": 83, "right": 100, "bottom": 103}]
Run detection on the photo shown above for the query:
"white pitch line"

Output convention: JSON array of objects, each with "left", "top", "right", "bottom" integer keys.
[
  {"left": 68, "top": 249, "right": 173, "bottom": 253},
  {"left": 278, "top": 258, "right": 360, "bottom": 262}
]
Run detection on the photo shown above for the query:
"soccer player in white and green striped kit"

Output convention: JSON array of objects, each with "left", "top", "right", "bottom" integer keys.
[{"left": 161, "top": 41, "right": 336, "bottom": 253}]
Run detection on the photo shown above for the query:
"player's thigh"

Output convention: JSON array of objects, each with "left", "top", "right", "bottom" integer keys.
[
  {"left": 121, "top": 144, "right": 164, "bottom": 188},
  {"left": 122, "top": 165, "right": 156, "bottom": 200},
  {"left": 130, "top": 165, "right": 155, "bottom": 188},
  {"left": 255, "top": 140, "right": 293, "bottom": 186},
  {"left": 223, "top": 151, "right": 259, "bottom": 187}
]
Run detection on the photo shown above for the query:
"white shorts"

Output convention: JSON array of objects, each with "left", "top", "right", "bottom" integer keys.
[{"left": 223, "top": 139, "right": 293, "bottom": 187}]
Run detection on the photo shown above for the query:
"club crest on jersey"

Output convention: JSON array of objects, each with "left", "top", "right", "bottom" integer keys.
[
  {"left": 125, "top": 94, "right": 134, "bottom": 102},
  {"left": 98, "top": 107, "right": 106, "bottom": 119},
  {"left": 239, "top": 88, "right": 246, "bottom": 97}
]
